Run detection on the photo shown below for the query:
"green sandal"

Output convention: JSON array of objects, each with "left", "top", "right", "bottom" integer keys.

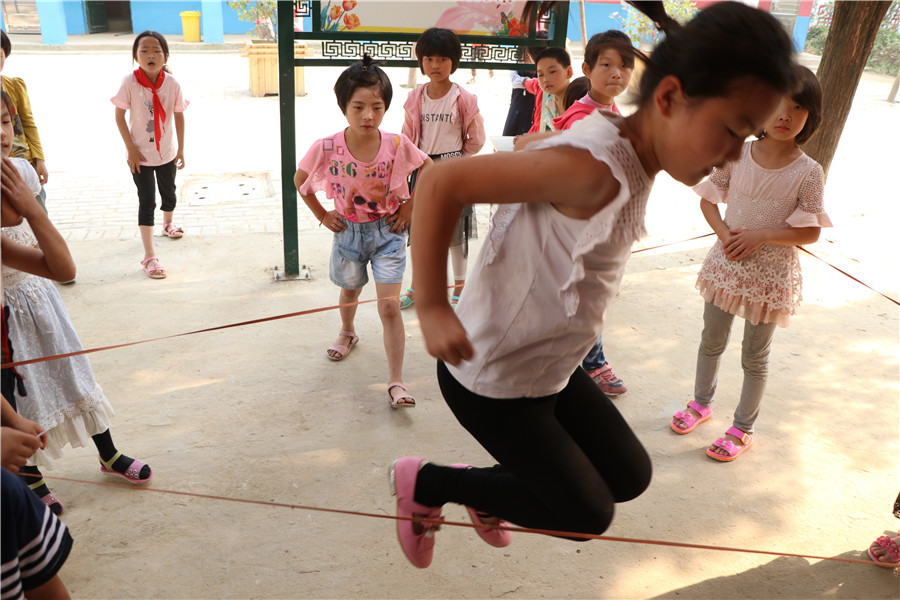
[{"left": 399, "top": 287, "right": 415, "bottom": 310}]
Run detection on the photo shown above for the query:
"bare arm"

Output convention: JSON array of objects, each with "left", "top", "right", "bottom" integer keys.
[
  {"left": 700, "top": 198, "right": 730, "bottom": 241},
  {"left": 293, "top": 167, "right": 346, "bottom": 233},
  {"left": 174, "top": 112, "right": 185, "bottom": 169},
  {"left": 387, "top": 157, "right": 434, "bottom": 233},
  {"left": 703, "top": 198, "right": 820, "bottom": 261},
  {"left": 411, "top": 147, "right": 619, "bottom": 364},
  {"left": 115, "top": 107, "right": 144, "bottom": 174},
  {"left": 0, "top": 159, "right": 75, "bottom": 282}
]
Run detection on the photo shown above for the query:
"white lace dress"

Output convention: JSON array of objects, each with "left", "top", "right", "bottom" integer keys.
[
  {"left": 2, "top": 221, "right": 115, "bottom": 468},
  {"left": 693, "top": 142, "right": 832, "bottom": 327}
]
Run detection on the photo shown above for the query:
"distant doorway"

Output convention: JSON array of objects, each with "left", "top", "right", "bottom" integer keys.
[{"left": 85, "top": 0, "right": 132, "bottom": 34}]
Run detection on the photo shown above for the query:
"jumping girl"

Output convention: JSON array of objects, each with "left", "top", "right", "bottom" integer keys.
[{"left": 387, "top": 2, "right": 797, "bottom": 568}]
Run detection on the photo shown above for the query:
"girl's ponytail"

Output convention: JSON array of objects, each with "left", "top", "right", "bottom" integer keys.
[{"left": 634, "top": 2, "right": 794, "bottom": 106}]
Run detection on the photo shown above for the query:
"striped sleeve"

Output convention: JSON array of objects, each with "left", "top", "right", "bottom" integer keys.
[{"left": 1, "top": 470, "right": 73, "bottom": 599}]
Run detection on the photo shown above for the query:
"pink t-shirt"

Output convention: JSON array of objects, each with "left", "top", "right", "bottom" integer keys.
[
  {"left": 298, "top": 129, "right": 427, "bottom": 223},
  {"left": 111, "top": 72, "right": 189, "bottom": 167}
]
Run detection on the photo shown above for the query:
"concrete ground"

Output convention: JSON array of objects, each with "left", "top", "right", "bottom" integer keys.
[{"left": 2, "top": 34, "right": 898, "bottom": 599}]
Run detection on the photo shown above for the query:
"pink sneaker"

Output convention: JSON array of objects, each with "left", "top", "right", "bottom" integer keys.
[
  {"left": 449, "top": 464, "right": 512, "bottom": 548},
  {"left": 389, "top": 457, "right": 444, "bottom": 568},
  {"left": 587, "top": 364, "right": 627, "bottom": 395}
]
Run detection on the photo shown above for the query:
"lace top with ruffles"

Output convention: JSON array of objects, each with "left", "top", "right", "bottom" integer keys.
[
  {"left": 693, "top": 142, "right": 831, "bottom": 327},
  {"left": 447, "top": 112, "right": 652, "bottom": 399}
]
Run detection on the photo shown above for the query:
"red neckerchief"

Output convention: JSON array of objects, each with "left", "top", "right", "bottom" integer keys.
[{"left": 133, "top": 68, "right": 167, "bottom": 154}]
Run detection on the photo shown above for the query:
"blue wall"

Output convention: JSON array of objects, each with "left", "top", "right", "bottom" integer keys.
[
  {"left": 792, "top": 15, "right": 811, "bottom": 51},
  {"left": 566, "top": 1, "right": 623, "bottom": 42},
  {"left": 63, "top": 1, "right": 87, "bottom": 35}
]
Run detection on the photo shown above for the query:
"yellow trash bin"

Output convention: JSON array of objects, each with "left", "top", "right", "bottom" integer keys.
[{"left": 180, "top": 11, "right": 201, "bottom": 43}]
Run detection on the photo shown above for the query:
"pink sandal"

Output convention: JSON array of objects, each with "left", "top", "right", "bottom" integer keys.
[
  {"left": 326, "top": 329, "right": 358, "bottom": 361},
  {"left": 161, "top": 222, "right": 184, "bottom": 238},
  {"left": 140, "top": 256, "right": 166, "bottom": 279},
  {"left": 671, "top": 400, "right": 712, "bottom": 434},
  {"left": 389, "top": 457, "right": 443, "bottom": 568},
  {"left": 706, "top": 426, "right": 754, "bottom": 462},
  {"left": 99, "top": 451, "right": 153, "bottom": 484},
  {"left": 868, "top": 531, "right": 900, "bottom": 567},
  {"left": 388, "top": 382, "right": 415, "bottom": 408},
  {"left": 450, "top": 464, "right": 512, "bottom": 548}
]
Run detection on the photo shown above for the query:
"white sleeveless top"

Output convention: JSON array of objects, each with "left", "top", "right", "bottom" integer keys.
[{"left": 448, "top": 112, "right": 653, "bottom": 398}]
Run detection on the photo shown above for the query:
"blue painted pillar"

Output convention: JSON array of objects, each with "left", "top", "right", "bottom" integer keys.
[
  {"left": 200, "top": 0, "right": 224, "bottom": 43},
  {"left": 36, "top": 0, "right": 68, "bottom": 45}
]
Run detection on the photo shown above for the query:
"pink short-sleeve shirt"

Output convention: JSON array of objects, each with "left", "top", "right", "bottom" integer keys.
[
  {"left": 111, "top": 72, "right": 189, "bottom": 167},
  {"left": 298, "top": 129, "right": 427, "bottom": 222}
]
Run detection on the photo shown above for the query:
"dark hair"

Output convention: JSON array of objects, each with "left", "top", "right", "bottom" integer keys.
[
  {"left": 535, "top": 46, "right": 571, "bottom": 69},
  {"left": 1, "top": 90, "right": 14, "bottom": 116},
  {"left": 1, "top": 30, "right": 10, "bottom": 58},
  {"left": 563, "top": 76, "right": 590, "bottom": 110},
  {"left": 0, "top": 90, "right": 22, "bottom": 135},
  {"left": 334, "top": 54, "right": 393, "bottom": 113},
  {"left": 791, "top": 65, "right": 822, "bottom": 145},
  {"left": 584, "top": 30, "right": 634, "bottom": 70},
  {"left": 132, "top": 31, "right": 172, "bottom": 73},
  {"left": 634, "top": 2, "right": 794, "bottom": 106},
  {"left": 415, "top": 28, "right": 462, "bottom": 74}
]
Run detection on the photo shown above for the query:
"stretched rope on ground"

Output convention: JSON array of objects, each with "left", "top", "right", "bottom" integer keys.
[
  {"left": 3, "top": 236, "right": 896, "bottom": 370},
  {"left": 22, "top": 471, "right": 888, "bottom": 568}
]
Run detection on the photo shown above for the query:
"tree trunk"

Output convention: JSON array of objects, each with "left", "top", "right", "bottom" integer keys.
[{"left": 804, "top": 1, "right": 890, "bottom": 177}]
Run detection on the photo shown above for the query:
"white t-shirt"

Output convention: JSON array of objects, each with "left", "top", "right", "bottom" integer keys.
[
  {"left": 418, "top": 83, "right": 463, "bottom": 156},
  {"left": 448, "top": 113, "right": 653, "bottom": 398}
]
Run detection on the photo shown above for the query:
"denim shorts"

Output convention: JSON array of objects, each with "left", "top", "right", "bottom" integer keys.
[{"left": 330, "top": 217, "right": 406, "bottom": 289}]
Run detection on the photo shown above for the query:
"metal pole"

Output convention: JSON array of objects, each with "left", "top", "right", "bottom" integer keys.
[{"left": 277, "top": 0, "right": 303, "bottom": 279}]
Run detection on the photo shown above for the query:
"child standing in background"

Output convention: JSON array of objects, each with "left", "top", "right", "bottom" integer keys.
[
  {"left": 1, "top": 31, "right": 49, "bottom": 203},
  {"left": 294, "top": 55, "right": 431, "bottom": 408},
  {"left": 112, "top": 31, "right": 188, "bottom": 280},
  {"left": 525, "top": 47, "right": 572, "bottom": 133},
  {"left": 502, "top": 46, "right": 537, "bottom": 137},
  {"left": 399, "top": 28, "right": 485, "bottom": 309},
  {"left": 558, "top": 30, "right": 636, "bottom": 396},
  {"left": 671, "top": 66, "right": 830, "bottom": 462}
]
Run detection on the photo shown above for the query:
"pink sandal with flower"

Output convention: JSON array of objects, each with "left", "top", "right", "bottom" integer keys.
[
  {"left": 671, "top": 400, "right": 712, "bottom": 434},
  {"left": 868, "top": 531, "right": 900, "bottom": 567}
]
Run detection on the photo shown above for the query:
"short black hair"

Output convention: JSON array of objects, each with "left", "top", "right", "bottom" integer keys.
[
  {"left": 535, "top": 46, "right": 571, "bottom": 69},
  {"left": 1, "top": 30, "right": 11, "bottom": 58},
  {"left": 334, "top": 54, "right": 393, "bottom": 113},
  {"left": 563, "top": 76, "right": 590, "bottom": 110},
  {"left": 791, "top": 65, "right": 822, "bottom": 146},
  {"left": 584, "top": 30, "right": 634, "bottom": 70},
  {"left": 415, "top": 28, "right": 462, "bottom": 74}
]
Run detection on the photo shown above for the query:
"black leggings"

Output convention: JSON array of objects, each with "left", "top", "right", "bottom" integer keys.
[
  {"left": 415, "top": 361, "right": 652, "bottom": 539},
  {"left": 132, "top": 159, "right": 177, "bottom": 226}
]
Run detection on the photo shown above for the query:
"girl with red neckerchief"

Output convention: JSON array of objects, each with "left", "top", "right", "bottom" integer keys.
[{"left": 112, "top": 31, "right": 189, "bottom": 280}]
